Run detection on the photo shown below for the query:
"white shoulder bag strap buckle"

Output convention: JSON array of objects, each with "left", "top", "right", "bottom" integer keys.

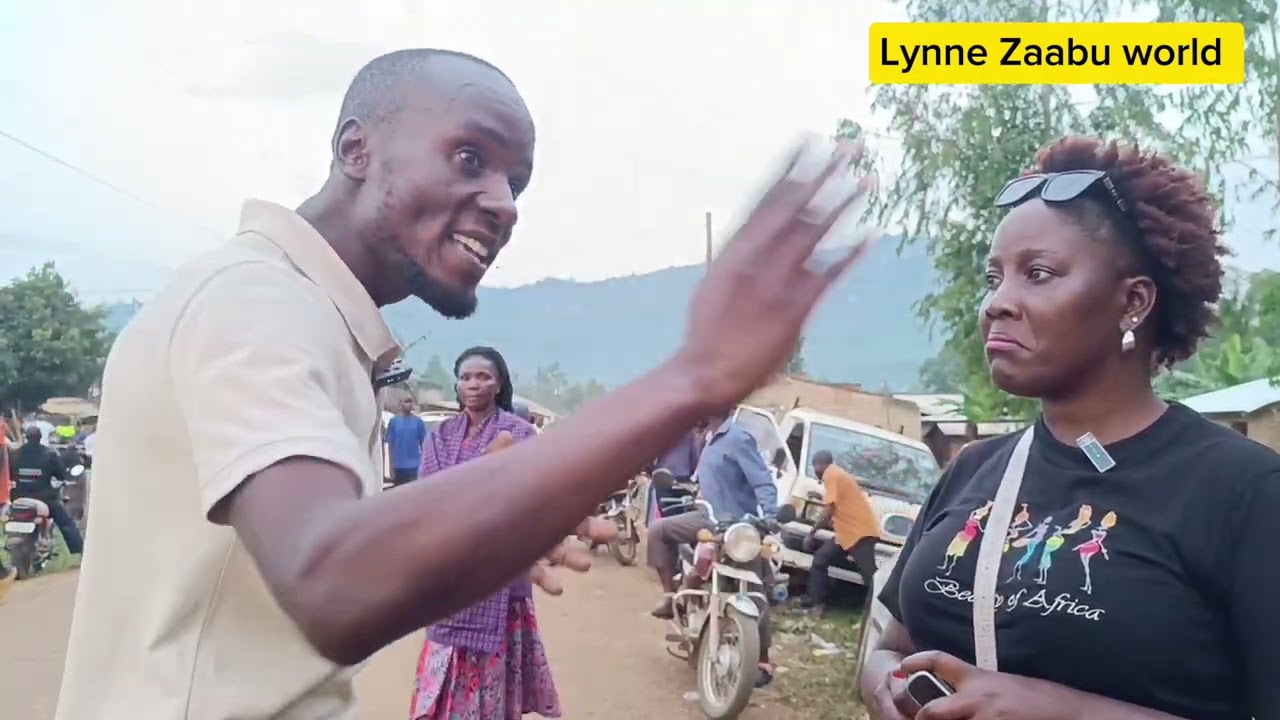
[{"left": 972, "top": 427, "right": 1034, "bottom": 672}]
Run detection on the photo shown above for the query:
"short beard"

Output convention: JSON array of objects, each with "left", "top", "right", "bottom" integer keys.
[{"left": 402, "top": 261, "right": 478, "bottom": 319}]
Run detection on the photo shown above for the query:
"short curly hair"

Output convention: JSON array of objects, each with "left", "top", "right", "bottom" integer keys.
[{"left": 1030, "top": 135, "right": 1228, "bottom": 368}]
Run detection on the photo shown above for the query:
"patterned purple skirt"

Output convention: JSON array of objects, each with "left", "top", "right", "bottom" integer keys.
[{"left": 410, "top": 598, "right": 562, "bottom": 720}]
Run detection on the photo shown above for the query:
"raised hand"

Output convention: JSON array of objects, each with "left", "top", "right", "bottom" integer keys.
[{"left": 677, "top": 135, "right": 878, "bottom": 412}]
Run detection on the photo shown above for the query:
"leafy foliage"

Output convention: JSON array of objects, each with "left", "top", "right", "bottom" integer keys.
[
  {"left": 0, "top": 263, "right": 113, "bottom": 411},
  {"left": 515, "top": 363, "right": 608, "bottom": 415},
  {"left": 862, "top": 0, "right": 1279, "bottom": 420},
  {"left": 418, "top": 354, "right": 454, "bottom": 389},
  {"left": 1155, "top": 269, "right": 1280, "bottom": 398}
]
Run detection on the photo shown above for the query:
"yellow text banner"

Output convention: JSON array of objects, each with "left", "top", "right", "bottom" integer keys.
[{"left": 868, "top": 22, "right": 1244, "bottom": 85}]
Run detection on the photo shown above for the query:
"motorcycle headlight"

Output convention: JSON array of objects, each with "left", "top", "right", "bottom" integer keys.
[{"left": 723, "top": 523, "right": 762, "bottom": 563}]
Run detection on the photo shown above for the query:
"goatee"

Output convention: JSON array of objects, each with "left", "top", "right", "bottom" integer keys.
[{"left": 403, "top": 262, "right": 477, "bottom": 320}]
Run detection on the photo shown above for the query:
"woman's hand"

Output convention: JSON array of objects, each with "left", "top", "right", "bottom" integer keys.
[
  {"left": 892, "top": 651, "right": 1078, "bottom": 720},
  {"left": 485, "top": 431, "right": 516, "bottom": 454},
  {"left": 864, "top": 661, "right": 915, "bottom": 720}
]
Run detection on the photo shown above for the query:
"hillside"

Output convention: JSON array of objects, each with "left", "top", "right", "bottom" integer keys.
[{"left": 102, "top": 237, "right": 941, "bottom": 390}]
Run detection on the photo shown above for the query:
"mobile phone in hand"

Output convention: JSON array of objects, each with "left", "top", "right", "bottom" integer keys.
[{"left": 905, "top": 670, "right": 954, "bottom": 706}]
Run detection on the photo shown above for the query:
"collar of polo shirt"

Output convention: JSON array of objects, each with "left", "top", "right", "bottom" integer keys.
[{"left": 236, "top": 200, "right": 402, "bottom": 370}]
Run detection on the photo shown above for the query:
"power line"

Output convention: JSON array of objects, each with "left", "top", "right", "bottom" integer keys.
[{"left": 0, "top": 127, "right": 221, "bottom": 238}]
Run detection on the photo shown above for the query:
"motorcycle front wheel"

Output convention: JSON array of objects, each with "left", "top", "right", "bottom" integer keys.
[
  {"left": 608, "top": 519, "right": 639, "bottom": 566},
  {"left": 695, "top": 606, "right": 760, "bottom": 719}
]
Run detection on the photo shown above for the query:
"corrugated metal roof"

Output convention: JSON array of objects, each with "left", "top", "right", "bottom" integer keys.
[
  {"left": 1181, "top": 378, "right": 1280, "bottom": 415},
  {"left": 895, "top": 393, "right": 963, "bottom": 418}
]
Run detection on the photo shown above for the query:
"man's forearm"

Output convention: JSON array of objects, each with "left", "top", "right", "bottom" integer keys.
[{"left": 275, "top": 358, "right": 710, "bottom": 664}]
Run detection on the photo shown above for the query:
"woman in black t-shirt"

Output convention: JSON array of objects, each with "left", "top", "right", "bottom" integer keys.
[{"left": 861, "top": 135, "right": 1280, "bottom": 720}]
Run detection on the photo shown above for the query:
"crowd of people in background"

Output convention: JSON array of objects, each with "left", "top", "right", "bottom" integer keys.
[{"left": 0, "top": 415, "right": 93, "bottom": 605}]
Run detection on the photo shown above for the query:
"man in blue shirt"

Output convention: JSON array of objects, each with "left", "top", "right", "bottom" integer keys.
[
  {"left": 646, "top": 410, "right": 780, "bottom": 683},
  {"left": 386, "top": 397, "right": 427, "bottom": 487}
]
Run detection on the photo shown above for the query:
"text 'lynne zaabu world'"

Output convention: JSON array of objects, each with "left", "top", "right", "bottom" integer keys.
[{"left": 868, "top": 22, "right": 1245, "bottom": 85}]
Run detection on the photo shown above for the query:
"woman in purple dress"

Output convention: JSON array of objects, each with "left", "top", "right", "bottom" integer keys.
[{"left": 410, "top": 346, "right": 561, "bottom": 720}]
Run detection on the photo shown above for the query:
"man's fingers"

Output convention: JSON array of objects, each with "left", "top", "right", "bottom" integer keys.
[
  {"left": 530, "top": 564, "right": 564, "bottom": 596},
  {"left": 803, "top": 228, "right": 880, "bottom": 301},
  {"left": 558, "top": 542, "right": 593, "bottom": 573},
  {"left": 576, "top": 516, "right": 618, "bottom": 544},
  {"left": 731, "top": 135, "right": 865, "bottom": 257}
]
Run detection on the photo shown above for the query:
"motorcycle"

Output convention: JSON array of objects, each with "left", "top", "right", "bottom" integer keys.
[
  {"left": 3, "top": 464, "right": 84, "bottom": 579},
  {"left": 598, "top": 476, "right": 643, "bottom": 566},
  {"left": 664, "top": 499, "right": 783, "bottom": 719},
  {"left": 648, "top": 468, "right": 699, "bottom": 524}
]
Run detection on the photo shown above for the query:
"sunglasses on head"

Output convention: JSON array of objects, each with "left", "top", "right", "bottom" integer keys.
[{"left": 993, "top": 170, "right": 1130, "bottom": 215}]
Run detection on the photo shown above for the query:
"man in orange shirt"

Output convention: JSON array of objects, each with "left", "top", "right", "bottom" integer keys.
[{"left": 802, "top": 450, "right": 880, "bottom": 617}]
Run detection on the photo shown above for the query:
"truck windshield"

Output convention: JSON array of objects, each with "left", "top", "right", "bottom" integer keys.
[{"left": 807, "top": 422, "right": 939, "bottom": 504}]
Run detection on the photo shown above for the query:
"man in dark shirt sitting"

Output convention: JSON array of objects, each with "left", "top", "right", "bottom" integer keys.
[
  {"left": 10, "top": 425, "right": 84, "bottom": 555},
  {"left": 646, "top": 425, "right": 704, "bottom": 524}
]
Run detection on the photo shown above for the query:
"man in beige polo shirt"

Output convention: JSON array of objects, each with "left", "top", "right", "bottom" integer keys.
[{"left": 56, "top": 49, "right": 876, "bottom": 718}]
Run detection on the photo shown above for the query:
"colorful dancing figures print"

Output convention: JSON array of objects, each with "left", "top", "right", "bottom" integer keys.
[
  {"left": 1034, "top": 504, "right": 1095, "bottom": 585},
  {"left": 1035, "top": 525, "right": 1066, "bottom": 585},
  {"left": 1007, "top": 516, "right": 1053, "bottom": 582},
  {"left": 938, "top": 501, "right": 993, "bottom": 575},
  {"left": 1003, "top": 503, "right": 1031, "bottom": 553},
  {"left": 1074, "top": 511, "right": 1117, "bottom": 594}
]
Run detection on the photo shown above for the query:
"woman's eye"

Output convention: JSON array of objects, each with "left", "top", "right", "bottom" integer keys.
[
  {"left": 1028, "top": 267, "right": 1052, "bottom": 281},
  {"left": 984, "top": 273, "right": 1001, "bottom": 290}
]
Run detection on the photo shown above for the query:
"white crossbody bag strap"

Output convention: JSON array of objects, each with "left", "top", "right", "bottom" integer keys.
[{"left": 972, "top": 427, "right": 1035, "bottom": 672}]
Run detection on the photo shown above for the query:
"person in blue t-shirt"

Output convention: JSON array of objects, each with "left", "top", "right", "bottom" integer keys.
[{"left": 386, "top": 397, "right": 427, "bottom": 487}]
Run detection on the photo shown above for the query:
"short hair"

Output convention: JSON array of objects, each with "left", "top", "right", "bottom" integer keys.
[
  {"left": 812, "top": 450, "right": 834, "bottom": 465},
  {"left": 335, "top": 48, "right": 510, "bottom": 136},
  {"left": 1031, "top": 136, "right": 1227, "bottom": 368}
]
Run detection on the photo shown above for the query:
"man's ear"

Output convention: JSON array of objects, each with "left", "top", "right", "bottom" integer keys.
[{"left": 332, "top": 118, "right": 371, "bottom": 181}]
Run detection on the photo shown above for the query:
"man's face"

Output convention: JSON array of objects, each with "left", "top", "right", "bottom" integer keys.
[
  {"left": 400, "top": 398, "right": 414, "bottom": 413},
  {"left": 812, "top": 459, "right": 830, "bottom": 477},
  {"left": 351, "top": 58, "right": 536, "bottom": 317}
]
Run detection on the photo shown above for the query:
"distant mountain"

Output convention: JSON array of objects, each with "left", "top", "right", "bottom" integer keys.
[{"left": 100, "top": 236, "right": 942, "bottom": 390}]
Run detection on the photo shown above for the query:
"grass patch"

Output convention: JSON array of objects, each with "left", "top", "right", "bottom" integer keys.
[
  {"left": 762, "top": 603, "right": 869, "bottom": 720},
  {"left": 0, "top": 527, "right": 82, "bottom": 575}
]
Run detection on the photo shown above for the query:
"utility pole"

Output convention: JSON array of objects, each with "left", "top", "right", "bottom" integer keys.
[{"left": 704, "top": 211, "right": 713, "bottom": 271}]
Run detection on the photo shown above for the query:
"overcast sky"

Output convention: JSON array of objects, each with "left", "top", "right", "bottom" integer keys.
[{"left": 0, "top": 0, "right": 1274, "bottom": 301}]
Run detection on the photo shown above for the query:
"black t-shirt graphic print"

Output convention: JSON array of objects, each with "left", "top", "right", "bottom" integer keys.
[{"left": 879, "top": 404, "right": 1280, "bottom": 720}]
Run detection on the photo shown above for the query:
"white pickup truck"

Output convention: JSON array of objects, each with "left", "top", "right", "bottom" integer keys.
[{"left": 731, "top": 405, "right": 940, "bottom": 586}]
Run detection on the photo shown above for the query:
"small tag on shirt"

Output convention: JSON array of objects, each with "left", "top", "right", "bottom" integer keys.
[{"left": 1075, "top": 433, "right": 1116, "bottom": 473}]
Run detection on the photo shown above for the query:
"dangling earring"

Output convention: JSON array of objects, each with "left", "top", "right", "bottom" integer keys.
[{"left": 1121, "top": 317, "right": 1137, "bottom": 352}]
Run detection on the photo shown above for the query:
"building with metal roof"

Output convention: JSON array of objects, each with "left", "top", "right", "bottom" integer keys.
[{"left": 1182, "top": 377, "right": 1280, "bottom": 450}]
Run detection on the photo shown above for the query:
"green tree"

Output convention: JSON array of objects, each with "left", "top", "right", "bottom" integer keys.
[
  {"left": 862, "top": 0, "right": 1277, "bottom": 420},
  {"left": 516, "top": 363, "right": 609, "bottom": 414},
  {"left": 1155, "top": 269, "right": 1280, "bottom": 397},
  {"left": 419, "top": 354, "right": 453, "bottom": 389},
  {"left": 917, "top": 347, "right": 963, "bottom": 392},
  {"left": 0, "top": 263, "right": 113, "bottom": 411}
]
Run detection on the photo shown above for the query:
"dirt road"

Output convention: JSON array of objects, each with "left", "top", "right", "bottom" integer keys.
[{"left": 0, "top": 558, "right": 786, "bottom": 719}]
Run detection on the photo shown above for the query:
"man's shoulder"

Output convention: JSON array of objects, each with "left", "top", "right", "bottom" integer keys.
[{"left": 126, "top": 242, "right": 336, "bottom": 349}]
